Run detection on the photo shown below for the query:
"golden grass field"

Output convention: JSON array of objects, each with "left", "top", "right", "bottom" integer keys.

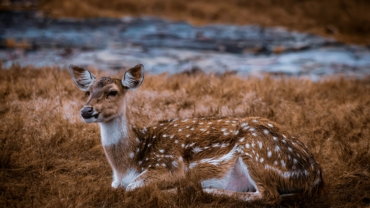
[
  {"left": 17, "top": 0, "right": 370, "bottom": 45},
  {"left": 1, "top": 0, "right": 370, "bottom": 44},
  {"left": 1, "top": 65, "right": 370, "bottom": 207}
]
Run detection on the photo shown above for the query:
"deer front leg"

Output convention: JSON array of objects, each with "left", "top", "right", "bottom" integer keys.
[{"left": 111, "top": 169, "right": 121, "bottom": 188}]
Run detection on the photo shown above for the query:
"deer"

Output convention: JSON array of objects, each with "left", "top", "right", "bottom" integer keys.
[{"left": 68, "top": 64, "right": 323, "bottom": 203}]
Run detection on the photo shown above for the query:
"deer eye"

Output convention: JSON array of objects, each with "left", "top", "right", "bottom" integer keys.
[{"left": 107, "top": 90, "right": 118, "bottom": 97}]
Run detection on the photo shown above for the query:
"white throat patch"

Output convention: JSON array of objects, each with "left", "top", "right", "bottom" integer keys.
[{"left": 99, "top": 117, "right": 128, "bottom": 146}]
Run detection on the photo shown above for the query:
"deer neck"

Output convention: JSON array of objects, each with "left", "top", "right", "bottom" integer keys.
[
  {"left": 98, "top": 104, "right": 138, "bottom": 172},
  {"left": 99, "top": 117, "right": 131, "bottom": 146}
]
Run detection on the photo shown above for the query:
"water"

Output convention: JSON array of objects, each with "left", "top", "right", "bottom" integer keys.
[{"left": 1, "top": 11, "right": 370, "bottom": 79}]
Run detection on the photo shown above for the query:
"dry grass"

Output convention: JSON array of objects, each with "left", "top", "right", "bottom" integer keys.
[
  {"left": 32, "top": 0, "right": 370, "bottom": 45},
  {"left": 1, "top": 65, "right": 370, "bottom": 207}
]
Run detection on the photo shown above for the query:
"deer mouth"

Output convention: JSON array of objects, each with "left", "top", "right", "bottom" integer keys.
[{"left": 81, "top": 112, "right": 100, "bottom": 120}]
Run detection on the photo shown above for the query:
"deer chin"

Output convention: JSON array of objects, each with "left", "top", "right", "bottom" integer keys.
[{"left": 81, "top": 113, "right": 100, "bottom": 123}]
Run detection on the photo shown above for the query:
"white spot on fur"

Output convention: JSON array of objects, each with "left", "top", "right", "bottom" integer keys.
[
  {"left": 159, "top": 149, "right": 164, "bottom": 153},
  {"left": 221, "top": 143, "right": 229, "bottom": 148},
  {"left": 275, "top": 146, "right": 280, "bottom": 152},
  {"left": 267, "top": 151, "right": 272, "bottom": 158},
  {"left": 193, "top": 147, "right": 202, "bottom": 153},
  {"left": 174, "top": 139, "right": 178, "bottom": 143},
  {"left": 246, "top": 143, "right": 250, "bottom": 148},
  {"left": 267, "top": 123, "right": 273, "bottom": 127},
  {"left": 241, "top": 122, "right": 248, "bottom": 127},
  {"left": 189, "top": 162, "right": 198, "bottom": 169},
  {"left": 281, "top": 160, "right": 286, "bottom": 168},
  {"left": 212, "top": 143, "right": 220, "bottom": 147},
  {"left": 258, "top": 141, "right": 262, "bottom": 149},
  {"left": 245, "top": 153, "right": 253, "bottom": 158},
  {"left": 129, "top": 152, "right": 134, "bottom": 158},
  {"left": 172, "top": 161, "right": 179, "bottom": 168},
  {"left": 239, "top": 137, "right": 245, "bottom": 142},
  {"left": 263, "top": 129, "right": 269, "bottom": 135}
]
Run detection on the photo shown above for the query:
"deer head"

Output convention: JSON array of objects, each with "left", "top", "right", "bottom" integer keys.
[{"left": 68, "top": 64, "right": 144, "bottom": 123}]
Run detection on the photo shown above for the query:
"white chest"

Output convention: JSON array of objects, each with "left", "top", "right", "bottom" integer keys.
[{"left": 99, "top": 119, "right": 128, "bottom": 146}]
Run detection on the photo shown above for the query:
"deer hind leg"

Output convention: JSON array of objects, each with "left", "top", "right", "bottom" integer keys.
[
  {"left": 202, "top": 157, "right": 264, "bottom": 201},
  {"left": 126, "top": 168, "right": 185, "bottom": 191},
  {"left": 203, "top": 188, "right": 263, "bottom": 201},
  {"left": 238, "top": 156, "right": 281, "bottom": 203},
  {"left": 203, "top": 157, "right": 280, "bottom": 203}
]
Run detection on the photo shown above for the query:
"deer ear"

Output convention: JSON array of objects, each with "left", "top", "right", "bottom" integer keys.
[
  {"left": 68, "top": 64, "right": 96, "bottom": 91},
  {"left": 121, "top": 64, "right": 144, "bottom": 90}
]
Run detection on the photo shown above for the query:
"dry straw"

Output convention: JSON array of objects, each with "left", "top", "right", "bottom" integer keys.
[{"left": 1, "top": 65, "right": 369, "bottom": 207}]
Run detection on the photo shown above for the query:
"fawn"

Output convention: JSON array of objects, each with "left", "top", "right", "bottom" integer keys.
[{"left": 68, "top": 64, "right": 323, "bottom": 203}]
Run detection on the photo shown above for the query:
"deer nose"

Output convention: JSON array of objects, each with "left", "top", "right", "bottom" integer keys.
[{"left": 81, "top": 107, "right": 94, "bottom": 119}]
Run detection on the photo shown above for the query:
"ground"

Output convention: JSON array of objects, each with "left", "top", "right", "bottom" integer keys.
[{"left": 1, "top": 65, "right": 370, "bottom": 207}]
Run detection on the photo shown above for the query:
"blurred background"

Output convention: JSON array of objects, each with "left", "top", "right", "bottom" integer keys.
[
  {"left": 1, "top": 1, "right": 370, "bottom": 207},
  {"left": 1, "top": 0, "right": 370, "bottom": 78}
]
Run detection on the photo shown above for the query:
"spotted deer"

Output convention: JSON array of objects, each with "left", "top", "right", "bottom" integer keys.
[{"left": 68, "top": 64, "right": 323, "bottom": 203}]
